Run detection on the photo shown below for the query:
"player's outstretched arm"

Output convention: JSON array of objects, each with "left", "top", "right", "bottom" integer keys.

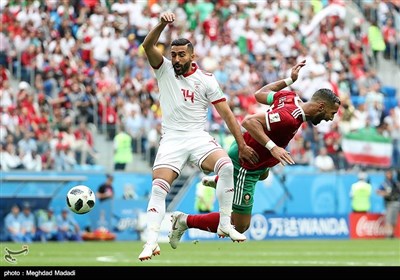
[
  {"left": 214, "top": 101, "right": 259, "bottom": 165},
  {"left": 242, "top": 113, "right": 295, "bottom": 166},
  {"left": 254, "top": 60, "right": 306, "bottom": 105},
  {"left": 142, "top": 12, "right": 175, "bottom": 68}
]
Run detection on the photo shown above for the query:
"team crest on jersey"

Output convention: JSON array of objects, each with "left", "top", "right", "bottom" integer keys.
[
  {"left": 243, "top": 193, "right": 251, "bottom": 204},
  {"left": 194, "top": 82, "right": 201, "bottom": 93},
  {"left": 269, "top": 113, "right": 281, "bottom": 123}
]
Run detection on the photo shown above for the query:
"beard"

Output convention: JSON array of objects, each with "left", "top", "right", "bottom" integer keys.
[
  {"left": 311, "top": 119, "right": 319, "bottom": 126},
  {"left": 311, "top": 113, "right": 324, "bottom": 125},
  {"left": 174, "top": 61, "right": 191, "bottom": 75}
]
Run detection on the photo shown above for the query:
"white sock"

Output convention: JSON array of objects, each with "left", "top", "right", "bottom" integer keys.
[
  {"left": 214, "top": 157, "right": 234, "bottom": 227},
  {"left": 145, "top": 178, "right": 170, "bottom": 244}
]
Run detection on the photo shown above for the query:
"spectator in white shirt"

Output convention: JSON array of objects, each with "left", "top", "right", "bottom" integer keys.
[
  {"left": 0, "top": 143, "right": 24, "bottom": 171},
  {"left": 314, "top": 146, "right": 335, "bottom": 172}
]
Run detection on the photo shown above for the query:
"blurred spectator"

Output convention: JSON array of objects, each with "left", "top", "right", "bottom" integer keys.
[
  {"left": 96, "top": 174, "right": 114, "bottom": 235},
  {"left": 0, "top": 28, "right": 10, "bottom": 67},
  {"left": 91, "top": 27, "right": 112, "bottom": 68},
  {"left": 22, "top": 149, "right": 43, "bottom": 171},
  {"left": 73, "top": 121, "right": 97, "bottom": 165},
  {"left": 4, "top": 204, "right": 24, "bottom": 242},
  {"left": 146, "top": 121, "right": 162, "bottom": 166},
  {"left": 383, "top": 106, "right": 400, "bottom": 168},
  {"left": 194, "top": 180, "right": 216, "bottom": 214},
  {"left": 17, "top": 129, "right": 37, "bottom": 155},
  {"left": 52, "top": 141, "right": 77, "bottom": 171},
  {"left": 18, "top": 202, "right": 37, "bottom": 243},
  {"left": 97, "top": 174, "right": 114, "bottom": 203},
  {"left": 110, "top": 29, "right": 129, "bottom": 75},
  {"left": 124, "top": 107, "right": 144, "bottom": 154},
  {"left": 350, "top": 172, "right": 372, "bottom": 213},
  {"left": 0, "top": 80, "right": 14, "bottom": 108},
  {"left": 382, "top": 17, "right": 397, "bottom": 61},
  {"left": 323, "top": 122, "right": 347, "bottom": 170},
  {"left": 0, "top": 142, "right": 24, "bottom": 171},
  {"left": 113, "top": 124, "right": 132, "bottom": 170},
  {"left": 367, "top": 19, "right": 386, "bottom": 68},
  {"left": 37, "top": 208, "right": 60, "bottom": 242},
  {"left": 289, "top": 137, "right": 314, "bottom": 166},
  {"left": 122, "top": 183, "right": 138, "bottom": 200},
  {"left": 57, "top": 208, "right": 82, "bottom": 242},
  {"left": 314, "top": 147, "right": 335, "bottom": 172},
  {"left": 376, "top": 169, "right": 400, "bottom": 238}
]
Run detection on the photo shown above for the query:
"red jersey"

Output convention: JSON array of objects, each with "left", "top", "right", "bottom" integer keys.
[{"left": 242, "top": 90, "right": 306, "bottom": 170}]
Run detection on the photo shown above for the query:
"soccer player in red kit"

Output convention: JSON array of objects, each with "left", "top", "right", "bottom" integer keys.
[{"left": 168, "top": 60, "right": 341, "bottom": 248}]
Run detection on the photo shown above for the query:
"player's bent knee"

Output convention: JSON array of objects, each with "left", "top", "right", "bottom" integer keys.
[
  {"left": 151, "top": 178, "right": 170, "bottom": 197},
  {"left": 215, "top": 157, "right": 233, "bottom": 176}
]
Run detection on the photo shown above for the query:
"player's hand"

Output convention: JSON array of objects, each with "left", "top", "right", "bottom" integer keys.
[
  {"left": 239, "top": 145, "right": 259, "bottom": 165},
  {"left": 290, "top": 60, "right": 306, "bottom": 82},
  {"left": 270, "top": 146, "right": 295, "bottom": 166},
  {"left": 160, "top": 12, "right": 175, "bottom": 24}
]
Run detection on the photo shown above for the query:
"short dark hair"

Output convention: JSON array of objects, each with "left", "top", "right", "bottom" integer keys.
[
  {"left": 171, "top": 38, "right": 194, "bottom": 53},
  {"left": 312, "top": 88, "right": 341, "bottom": 106}
]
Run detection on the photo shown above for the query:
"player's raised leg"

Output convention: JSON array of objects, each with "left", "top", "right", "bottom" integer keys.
[{"left": 168, "top": 211, "right": 188, "bottom": 249}]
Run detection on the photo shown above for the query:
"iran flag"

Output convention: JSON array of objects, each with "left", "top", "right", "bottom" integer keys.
[{"left": 342, "top": 129, "right": 393, "bottom": 168}]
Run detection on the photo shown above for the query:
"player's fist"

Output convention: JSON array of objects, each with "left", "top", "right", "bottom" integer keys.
[{"left": 160, "top": 12, "right": 175, "bottom": 24}]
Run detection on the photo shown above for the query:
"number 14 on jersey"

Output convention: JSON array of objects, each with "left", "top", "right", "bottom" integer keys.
[{"left": 181, "top": 89, "right": 194, "bottom": 103}]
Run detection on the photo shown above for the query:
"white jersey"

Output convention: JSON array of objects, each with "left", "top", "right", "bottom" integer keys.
[{"left": 154, "top": 57, "right": 226, "bottom": 132}]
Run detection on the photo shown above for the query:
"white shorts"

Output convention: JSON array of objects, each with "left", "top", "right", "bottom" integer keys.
[{"left": 153, "top": 130, "right": 223, "bottom": 176}]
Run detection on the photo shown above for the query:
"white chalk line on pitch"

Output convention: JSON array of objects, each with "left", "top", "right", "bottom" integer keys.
[
  {"left": 95, "top": 250, "right": 400, "bottom": 266},
  {"left": 142, "top": 259, "right": 398, "bottom": 266}
]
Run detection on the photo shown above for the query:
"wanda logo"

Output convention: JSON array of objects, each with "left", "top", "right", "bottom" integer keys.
[{"left": 355, "top": 216, "right": 386, "bottom": 236}]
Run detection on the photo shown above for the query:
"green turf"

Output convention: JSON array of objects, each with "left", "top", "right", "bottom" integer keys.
[{"left": 1, "top": 239, "right": 399, "bottom": 267}]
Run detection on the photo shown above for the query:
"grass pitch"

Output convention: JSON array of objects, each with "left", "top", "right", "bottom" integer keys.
[{"left": 1, "top": 239, "right": 399, "bottom": 267}]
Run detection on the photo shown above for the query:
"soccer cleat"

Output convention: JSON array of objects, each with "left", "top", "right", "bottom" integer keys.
[
  {"left": 217, "top": 224, "right": 246, "bottom": 242},
  {"left": 202, "top": 175, "right": 217, "bottom": 189},
  {"left": 168, "top": 211, "right": 188, "bottom": 249},
  {"left": 138, "top": 242, "right": 160, "bottom": 261}
]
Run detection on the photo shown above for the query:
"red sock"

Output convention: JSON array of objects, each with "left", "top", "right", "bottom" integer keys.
[{"left": 187, "top": 212, "right": 220, "bottom": 233}]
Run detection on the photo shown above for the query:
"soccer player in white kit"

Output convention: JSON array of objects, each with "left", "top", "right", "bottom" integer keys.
[{"left": 138, "top": 12, "right": 259, "bottom": 261}]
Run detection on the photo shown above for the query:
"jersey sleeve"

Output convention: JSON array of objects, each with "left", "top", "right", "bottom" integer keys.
[
  {"left": 205, "top": 74, "right": 226, "bottom": 103},
  {"left": 263, "top": 90, "right": 296, "bottom": 105},
  {"left": 273, "top": 91, "right": 297, "bottom": 102},
  {"left": 153, "top": 57, "right": 171, "bottom": 79}
]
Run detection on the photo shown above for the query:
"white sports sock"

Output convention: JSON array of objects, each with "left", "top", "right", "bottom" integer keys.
[
  {"left": 214, "top": 157, "right": 234, "bottom": 227},
  {"left": 145, "top": 178, "right": 170, "bottom": 244}
]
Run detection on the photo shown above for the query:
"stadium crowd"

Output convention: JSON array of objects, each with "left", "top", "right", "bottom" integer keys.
[{"left": 0, "top": 0, "right": 399, "bottom": 172}]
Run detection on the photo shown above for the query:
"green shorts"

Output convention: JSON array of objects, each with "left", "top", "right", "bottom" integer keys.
[{"left": 228, "top": 142, "right": 269, "bottom": 215}]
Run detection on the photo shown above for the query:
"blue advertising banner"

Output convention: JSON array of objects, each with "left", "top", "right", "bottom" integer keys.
[
  {"left": 112, "top": 199, "right": 149, "bottom": 241},
  {"left": 180, "top": 214, "right": 350, "bottom": 243},
  {"left": 247, "top": 214, "right": 349, "bottom": 240}
]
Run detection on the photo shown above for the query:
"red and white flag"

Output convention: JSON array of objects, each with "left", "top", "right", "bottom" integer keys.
[{"left": 342, "top": 130, "right": 392, "bottom": 168}]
